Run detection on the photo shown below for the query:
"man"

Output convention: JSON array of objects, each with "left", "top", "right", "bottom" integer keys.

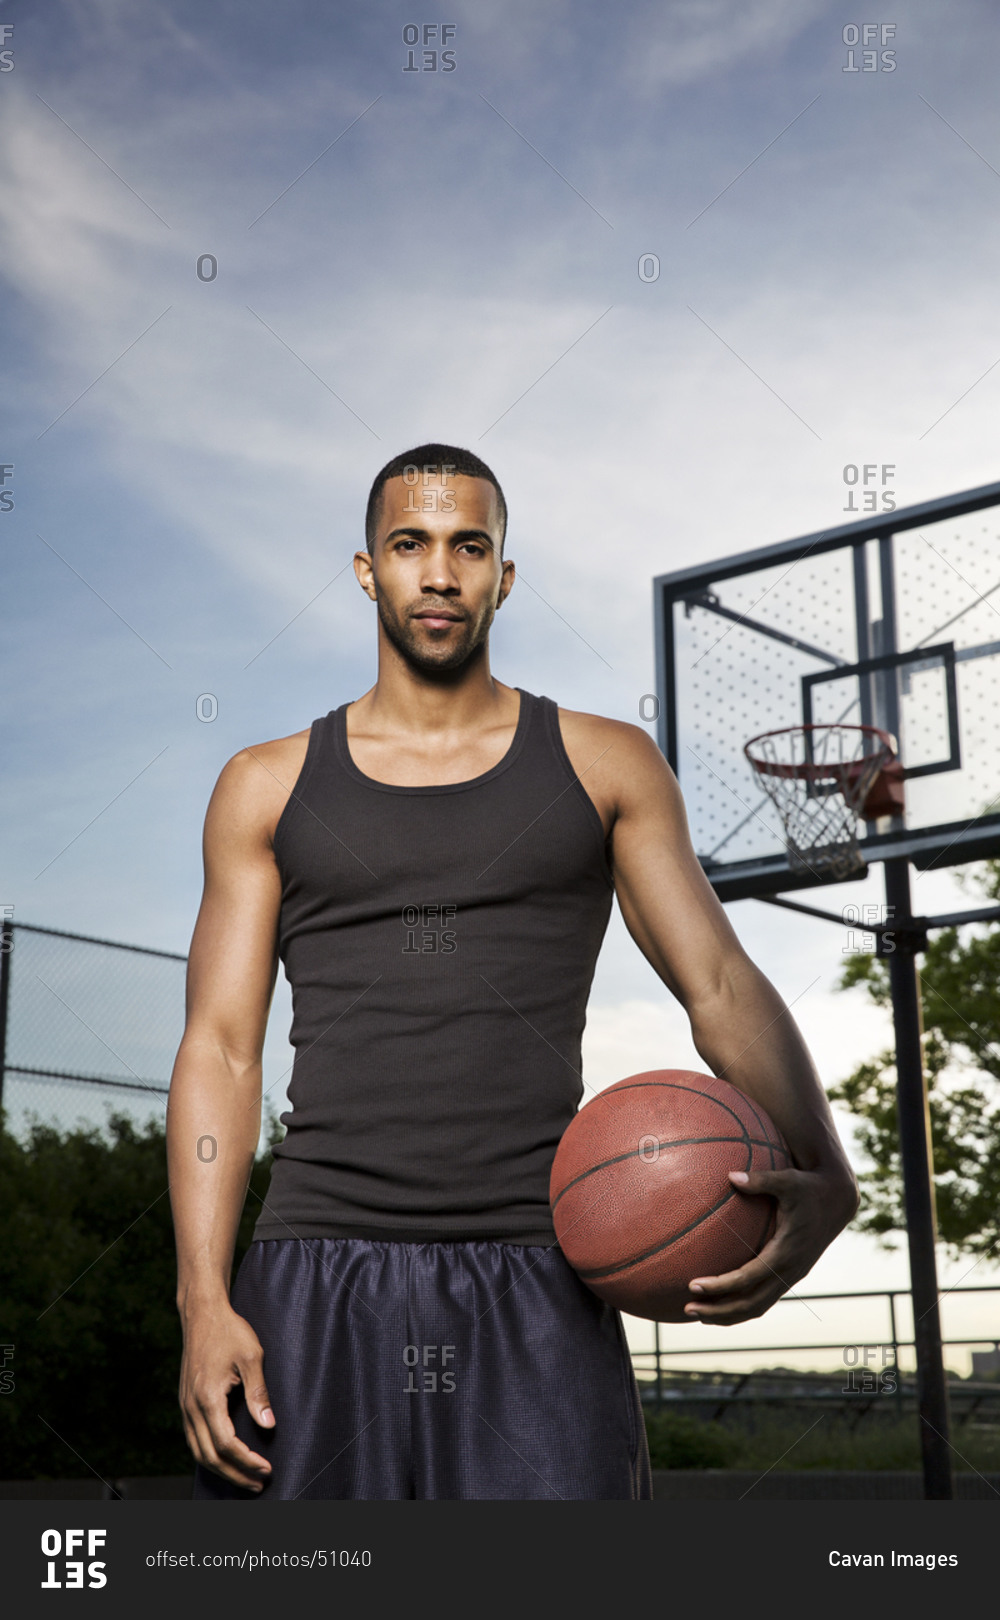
[{"left": 169, "top": 443, "right": 858, "bottom": 1501}]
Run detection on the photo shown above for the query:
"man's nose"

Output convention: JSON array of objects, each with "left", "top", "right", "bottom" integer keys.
[{"left": 420, "top": 546, "right": 461, "bottom": 593}]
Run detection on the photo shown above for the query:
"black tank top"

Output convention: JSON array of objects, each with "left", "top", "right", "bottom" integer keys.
[{"left": 252, "top": 689, "right": 614, "bottom": 1245}]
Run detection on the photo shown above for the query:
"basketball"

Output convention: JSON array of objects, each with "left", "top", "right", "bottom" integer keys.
[{"left": 550, "top": 1070, "right": 791, "bottom": 1322}]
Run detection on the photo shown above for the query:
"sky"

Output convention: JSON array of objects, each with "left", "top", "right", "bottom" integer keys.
[{"left": 3, "top": 0, "right": 1000, "bottom": 1373}]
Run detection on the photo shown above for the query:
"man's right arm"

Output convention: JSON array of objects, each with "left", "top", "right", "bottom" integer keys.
[{"left": 167, "top": 746, "right": 286, "bottom": 1492}]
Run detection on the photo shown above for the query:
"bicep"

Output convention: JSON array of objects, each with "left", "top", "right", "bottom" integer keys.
[
  {"left": 183, "top": 757, "right": 283, "bottom": 1065},
  {"left": 609, "top": 734, "right": 750, "bottom": 1008}
]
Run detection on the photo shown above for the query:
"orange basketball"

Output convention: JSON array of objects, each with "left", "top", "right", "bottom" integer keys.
[{"left": 550, "top": 1070, "right": 790, "bottom": 1322}]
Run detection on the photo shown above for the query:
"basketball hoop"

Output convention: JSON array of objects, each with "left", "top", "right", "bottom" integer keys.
[{"left": 743, "top": 724, "right": 901, "bottom": 882}]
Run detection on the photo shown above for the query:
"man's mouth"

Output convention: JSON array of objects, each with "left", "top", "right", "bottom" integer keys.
[{"left": 412, "top": 609, "right": 463, "bottom": 628}]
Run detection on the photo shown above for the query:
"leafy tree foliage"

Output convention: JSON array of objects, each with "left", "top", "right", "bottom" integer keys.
[
  {"left": 829, "top": 862, "right": 1000, "bottom": 1257},
  {"left": 0, "top": 1109, "right": 278, "bottom": 1481}
]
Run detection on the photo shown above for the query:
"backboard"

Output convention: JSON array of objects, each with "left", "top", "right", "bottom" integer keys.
[{"left": 654, "top": 478, "right": 1000, "bottom": 901}]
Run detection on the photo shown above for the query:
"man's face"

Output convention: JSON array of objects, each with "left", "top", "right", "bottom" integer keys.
[{"left": 355, "top": 471, "right": 514, "bottom": 674}]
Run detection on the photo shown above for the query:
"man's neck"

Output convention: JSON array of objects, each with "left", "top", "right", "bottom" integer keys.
[{"left": 351, "top": 646, "right": 516, "bottom": 740}]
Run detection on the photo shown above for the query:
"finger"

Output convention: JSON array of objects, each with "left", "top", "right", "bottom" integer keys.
[
  {"left": 197, "top": 1396, "right": 273, "bottom": 1486},
  {"left": 208, "top": 1420, "right": 273, "bottom": 1479},
  {"left": 687, "top": 1233, "right": 809, "bottom": 1300},
  {"left": 687, "top": 1255, "right": 776, "bottom": 1299},
  {"left": 200, "top": 1440, "right": 267, "bottom": 1493},
  {"left": 686, "top": 1271, "right": 790, "bottom": 1320},
  {"left": 181, "top": 1401, "right": 216, "bottom": 1471},
  {"left": 689, "top": 1226, "right": 798, "bottom": 1289},
  {"left": 687, "top": 1299, "right": 775, "bottom": 1326},
  {"left": 186, "top": 1407, "right": 264, "bottom": 1492},
  {"left": 686, "top": 1277, "right": 778, "bottom": 1311},
  {"left": 200, "top": 1429, "right": 271, "bottom": 1492},
  {"left": 728, "top": 1167, "right": 801, "bottom": 1197},
  {"left": 694, "top": 1179, "right": 819, "bottom": 1285},
  {"left": 181, "top": 1414, "right": 205, "bottom": 1468},
  {"left": 689, "top": 1258, "right": 807, "bottom": 1303},
  {"left": 238, "top": 1358, "right": 276, "bottom": 1431}
]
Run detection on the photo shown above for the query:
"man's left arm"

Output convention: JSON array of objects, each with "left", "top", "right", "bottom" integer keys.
[{"left": 606, "top": 724, "right": 859, "bottom": 1325}]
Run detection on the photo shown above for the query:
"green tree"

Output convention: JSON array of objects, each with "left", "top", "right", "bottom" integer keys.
[
  {"left": 0, "top": 1109, "right": 279, "bottom": 1481},
  {"left": 829, "top": 860, "right": 1000, "bottom": 1258}
]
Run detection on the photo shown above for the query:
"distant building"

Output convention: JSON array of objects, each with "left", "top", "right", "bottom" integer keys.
[{"left": 972, "top": 1346, "right": 1000, "bottom": 1378}]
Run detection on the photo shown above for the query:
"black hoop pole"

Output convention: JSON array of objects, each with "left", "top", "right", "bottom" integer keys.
[
  {"left": 883, "top": 857, "right": 954, "bottom": 1498},
  {"left": 875, "top": 533, "right": 954, "bottom": 1500},
  {"left": 0, "top": 914, "right": 11, "bottom": 1113}
]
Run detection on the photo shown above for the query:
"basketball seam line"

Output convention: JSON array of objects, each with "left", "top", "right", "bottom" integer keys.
[
  {"left": 572, "top": 1184, "right": 757, "bottom": 1279},
  {"left": 595, "top": 1078, "right": 785, "bottom": 1128},
  {"left": 732, "top": 1087, "right": 781, "bottom": 1174},
  {"left": 549, "top": 1134, "right": 786, "bottom": 1213},
  {"left": 584, "top": 1078, "right": 785, "bottom": 1150}
]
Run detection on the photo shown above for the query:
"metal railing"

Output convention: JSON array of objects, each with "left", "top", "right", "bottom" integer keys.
[
  {"left": 0, "top": 920, "right": 186, "bottom": 1138},
  {"left": 632, "top": 1284, "right": 1000, "bottom": 1420}
]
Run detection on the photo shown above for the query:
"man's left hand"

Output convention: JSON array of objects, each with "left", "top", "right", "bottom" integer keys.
[{"left": 682, "top": 1165, "right": 859, "bottom": 1326}]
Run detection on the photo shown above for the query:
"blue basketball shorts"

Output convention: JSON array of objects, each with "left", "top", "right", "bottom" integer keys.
[{"left": 191, "top": 1236, "right": 652, "bottom": 1501}]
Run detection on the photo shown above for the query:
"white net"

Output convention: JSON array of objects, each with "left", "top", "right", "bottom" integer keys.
[{"left": 744, "top": 725, "right": 895, "bottom": 882}]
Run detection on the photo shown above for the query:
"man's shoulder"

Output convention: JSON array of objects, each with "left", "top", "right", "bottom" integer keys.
[
  {"left": 208, "top": 724, "right": 314, "bottom": 836},
  {"left": 220, "top": 724, "right": 312, "bottom": 785},
  {"left": 554, "top": 704, "right": 663, "bottom": 764},
  {"left": 551, "top": 705, "right": 675, "bottom": 823},
  {"left": 226, "top": 724, "right": 313, "bottom": 776}
]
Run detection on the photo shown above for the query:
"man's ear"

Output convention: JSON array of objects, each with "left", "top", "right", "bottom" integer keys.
[
  {"left": 354, "top": 550, "right": 378, "bottom": 601},
  {"left": 496, "top": 558, "right": 515, "bottom": 607}
]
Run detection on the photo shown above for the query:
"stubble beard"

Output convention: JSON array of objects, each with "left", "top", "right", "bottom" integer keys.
[{"left": 376, "top": 593, "right": 495, "bottom": 675}]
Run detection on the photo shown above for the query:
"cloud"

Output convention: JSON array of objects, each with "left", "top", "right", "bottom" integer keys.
[{"left": 624, "top": 0, "right": 826, "bottom": 90}]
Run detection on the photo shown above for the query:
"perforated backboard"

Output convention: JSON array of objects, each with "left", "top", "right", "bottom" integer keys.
[{"left": 654, "top": 479, "right": 1000, "bottom": 900}]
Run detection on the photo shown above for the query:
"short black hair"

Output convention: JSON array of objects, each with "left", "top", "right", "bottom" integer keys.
[{"left": 365, "top": 442, "right": 507, "bottom": 554}]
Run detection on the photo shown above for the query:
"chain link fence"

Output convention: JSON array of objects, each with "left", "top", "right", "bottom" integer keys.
[{"left": 0, "top": 921, "right": 186, "bottom": 1140}]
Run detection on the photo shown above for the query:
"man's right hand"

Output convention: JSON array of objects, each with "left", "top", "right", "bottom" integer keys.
[{"left": 179, "top": 1301, "right": 275, "bottom": 1492}]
